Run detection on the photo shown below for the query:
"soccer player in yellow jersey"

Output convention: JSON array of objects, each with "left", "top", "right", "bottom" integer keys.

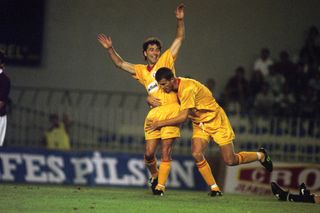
[
  {"left": 97, "top": 4, "right": 185, "bottom": 195},
  {"left": 146, "top": 67, "right": 273, "bottom": 196}
]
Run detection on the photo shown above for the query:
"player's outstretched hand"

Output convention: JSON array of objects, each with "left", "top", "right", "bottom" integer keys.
[
  {"left": 145, "top": 119, "right": 160, "bottom": 131},
  {"left": 175, "top": 3, "right": 185, "bottom": 20},
  {"left": 97, "top": 33, "right": 113, "bottom": 49}
]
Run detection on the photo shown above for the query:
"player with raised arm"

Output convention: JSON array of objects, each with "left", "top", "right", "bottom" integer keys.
[
  {"left": 97, "top": 4, "right": 185, "bottom": 196},
  {"left": 146, "top": 67, "right": 273, "bottom": 196}
]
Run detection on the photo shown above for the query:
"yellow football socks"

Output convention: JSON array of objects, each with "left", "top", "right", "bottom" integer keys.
[
  {"left": 196, "top": 159, "right": 219, "bottom": 191},
  {"left": 236, "top": 152, "right": 260, "bottom": 164},
  {"left": 144, "top": 155, "right": 158, "bottom": 178},
  {"left": 156, "top": 160, "right": 172, "bottom": 191}
]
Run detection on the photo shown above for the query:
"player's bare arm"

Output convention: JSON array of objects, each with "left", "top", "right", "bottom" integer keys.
[
  {"left": 169, "top": 3, "right": 185, "bottom": 58},
  {"left": 146, "top": 109, "right": 189, "bottom": 131},
  {"left": 97, "top": 33, "right": 135, "bottom": 74},
  {"left": 146, "top": 95, "right": 162, "bottom": 108}
]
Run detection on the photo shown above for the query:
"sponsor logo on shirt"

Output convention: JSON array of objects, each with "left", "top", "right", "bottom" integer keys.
[{"left": 147, "top": 81, "right": 158, "bottom": 94}]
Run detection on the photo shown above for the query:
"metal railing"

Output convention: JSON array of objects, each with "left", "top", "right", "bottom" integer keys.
[
  {"left": 6, "top": 86, "right": 149, "bottom": 151},
  {"left": 4, "top": 86, "right": 320, "bottom": 162}
]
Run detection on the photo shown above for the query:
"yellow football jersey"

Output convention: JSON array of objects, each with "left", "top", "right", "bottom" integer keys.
[
  {"left": 133, "top": 50, "right": 178, "bottom": 105},
  {"left": 177, "top": 77, "right": 220, "bottom": 123}
]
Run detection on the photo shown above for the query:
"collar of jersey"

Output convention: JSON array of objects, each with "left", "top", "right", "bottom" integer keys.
[{"left": 147, "top": 65, "right": 155, "bottom": 72}]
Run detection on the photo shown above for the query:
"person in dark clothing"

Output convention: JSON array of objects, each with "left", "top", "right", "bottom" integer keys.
[
  {"left": 0, "top": 51, "right": 11, "bottom": 146},
  {"left": 271, "top": 182, "right": 320, "bottom": 204}
]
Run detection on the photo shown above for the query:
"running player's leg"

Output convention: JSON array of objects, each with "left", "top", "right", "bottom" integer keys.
[
  {"left": 220, "top": 142, "right": 259, "bottom": 165},
  {"left": 192, "top": 137, "right": 221, "bottom": 196},
  {"left": 155, "top": 138, "right": 175, "bottom": 193},
  {"left": 214, "top": 108, "right": 273, "bottom": 172},
  {"left": 219, "top": 142, "right": 273, "bottom": 172}
]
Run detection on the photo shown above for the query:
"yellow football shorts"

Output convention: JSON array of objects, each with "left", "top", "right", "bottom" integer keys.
[
  {"left": 144, "top": 103, "right": 180, "bottom": 140},
  {"left": 192, "top": 107, "right": 235, "bottom": 146}
]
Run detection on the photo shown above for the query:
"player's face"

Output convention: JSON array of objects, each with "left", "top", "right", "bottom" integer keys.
[
  {"left": 158, "top": 78, "right": 174, "bottom": 93},
  {"left": 144, "top": 44, "right": 161, "bottom": 65}
]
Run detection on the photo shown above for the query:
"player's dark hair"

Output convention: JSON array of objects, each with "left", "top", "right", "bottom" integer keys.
[
  {"left": 143, "top": 37, "right": 162, "bottom": 52},
  {"left": 155, "top": 67, "right": 174, "bottom": 82},
  {"left": 142, "top": 37, "right": 162, "bottom": 60}
]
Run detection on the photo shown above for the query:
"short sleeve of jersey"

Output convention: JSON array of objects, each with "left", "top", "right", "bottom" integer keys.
[
  {"left": 179, "top": 85, "right": 196, "bottom": 111},
  {"left": 132, "top": 64, "right": 146, "bottom": 86}
]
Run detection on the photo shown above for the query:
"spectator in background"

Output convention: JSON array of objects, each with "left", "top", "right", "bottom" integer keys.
[
  {"left": 253, "top": 48, "right": 274, "bottom": 77},
  {"left": 0, "top": 51, "right": 10, "bottom": 146},
  {"left": 309, "top": 72, "right": 320, "bottom": 117},
  {"left": 265, "top": 65, "right": 286, "bottom": 95},
  {"left": 299, "top": 26, "right": 320, "bottom": 70},
  {"left": 306, "top": 26, "right": 320, "bottom": 46},
  {"left": 253, "top": 83, "right": 274, "bottom": 117},
  {"left": 308, "top": 71, "right": 320, "bottom": 97},
  {"left": 297, "top": 86, "right": 317, "bottom": 118},
  {"left": 273, "top": 51, "right": 296, "bottom": 91},
  {"left": 293, "top": 62, "right": 311, "bottom": 94},
  {"left": 223, "top": 66, "right": 250, "bottom": 113},
  {"left": 273, "top": 83, "right": 296, "bottom": 116},
  {"left": 43, "top": 113, "right": 72, "bottom": 150},
  {"left": 205, "top": 78, "right": 218, "bottom": 99},
  {"left": 248, "top": 70, "right": 265, "bottom": 104}
]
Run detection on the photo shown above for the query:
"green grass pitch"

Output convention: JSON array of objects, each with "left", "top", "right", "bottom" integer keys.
[{"left": 0, "top": 184, "right": 319, "bottom": 213}]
